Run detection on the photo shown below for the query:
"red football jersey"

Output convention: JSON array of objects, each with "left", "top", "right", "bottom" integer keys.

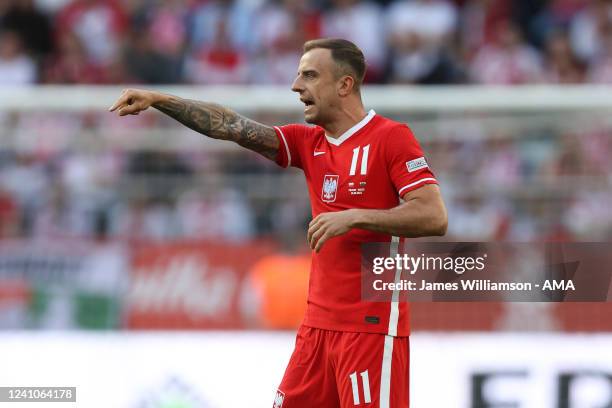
[{"left": 274, "top": 110, "right": 437, "bottom": 336}]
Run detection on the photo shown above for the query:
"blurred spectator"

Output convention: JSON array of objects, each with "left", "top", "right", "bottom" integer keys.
[
  {"left": 529, "top": 0, "right": 585, "bottom": 49},
  {"left": 116, "top": 198, "right": 181, "bottom": 240},
  {"left": 447, "top": 195, "right": 507, "bottom": 240},
  {"left": 564, "top": 190, "right": 612, "bottom": 239},
  {"left": 213, "top": 188, "right": 255, "bottom": 241},
  {"left": 543, "top": 30, "right": 585, "bottom": 83},
  {"left": 476, "top": 137, "right": 521, "bottom": 188},
  {"left": 177, "top": 188, "right": 255, "bottom": 241},
  {"left": 184, "top": 16, "right": 250, "bottom": 84},
  {"left": 54, "top": 151, "right": 113, "bottom": 237},
  {"left": 0, "top": 30, "right": 37, "bottom": 85},
  {"left": 587, "top": 22, "right": 612, "bottom": 83},
  {"left": 569, "top": 0, "right": 612, "bottom": 63},
  {"left": 550, "top": 132, "right": 593, "bottom": 176},
  {"left": 0, "top": 154, "right": 48, "bottom": 235},
  {"left": 457, "top": 0, "right": 510, "bottom": 57},
  {"left": 538, "top": 0, "right": 584, "bottom": 27},
  {"left": 470, "top": 20, "right": 543, "bottom": 84},
  {"left": 189, "top": 0, "right": 254, "bottom": 52},
  {"left": 0, "top": 186, "right": 18, "bottom": 237},
  {"left": 387, "top": 0, "right": 457, "bottom": 45},
  {"left": 322, "top": 0, "right": 385, "bottom": 81},
  {"left": 269, "top": 197, "right": 310, "bottom": 239},
  {"left": 252, "top": 0, "right": 321, "bottom": 84},
  {"left": 34, "top": 0, "right": 73, "bottom": 14},
  {"left": 123, "top": 27, "right": 183, "bottom": 84},
  {"left": 385, "top": 0, "right": 461, "bottom": 83},
  {"left": 123, "top": 0, "right": 188, "bottom": 84},
  {"left": 43, "top": 32, "right": 107, "bottom": 83},
  {"left": 147, "top": 0, "right": 188, "bottom": 58},
  {"left": 126, "top": 151, "right": 193, "bottom": 202},
  {"left": 512, "top": 0, "right": 550, "bottom": 48},
  {"left": 0, "top": 0, "right": 54, "bottom": 59},
  {"left": 55, "top": 0, "right": 127, "bottom": 66},
  {"left": 185, "top": 0, "right": 253, "bottom": 85},
  {"left": 579, "top": 127, "right": 612, "bottom": 175},
  {"left": 32, "top": 181, "right": 74, "bottom": 239}
]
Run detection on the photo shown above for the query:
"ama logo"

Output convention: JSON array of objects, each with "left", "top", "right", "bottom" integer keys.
[
  {"left": 273, "top": 390, "right": 285, "bottom": 408},
  {"left": 322, "top": 175, "right": 339, "bottom": 203}
]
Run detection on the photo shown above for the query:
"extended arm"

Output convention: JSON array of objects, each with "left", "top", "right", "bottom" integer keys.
[
  {"left": 308, "top": 184, "right": 447, "bottom": 252},
  {"left": 109, "top": 89, "right": 279, "bottom": 161}
]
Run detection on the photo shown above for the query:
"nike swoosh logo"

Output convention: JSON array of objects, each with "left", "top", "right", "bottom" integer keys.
[{"left": 314, "top": 151, "right": 326, "bottom": 156}]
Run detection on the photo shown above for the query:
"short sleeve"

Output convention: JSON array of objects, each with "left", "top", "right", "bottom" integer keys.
[
  {"left": 274, "top": 124, "right": 309, "bottom": 170},
  {"left": 386, "top": 125, "right": 437, "bottom": 197}
]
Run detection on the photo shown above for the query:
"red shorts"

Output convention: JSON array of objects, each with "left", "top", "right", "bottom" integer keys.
[{"left": 274, "top": 326, "right": 409, "bottom": 408}]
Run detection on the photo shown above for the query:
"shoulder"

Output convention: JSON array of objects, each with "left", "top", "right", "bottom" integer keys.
[
  {"left": 276, "top": 123, "right": 324, "bottom": 138},
  {"left": 372, "top": 115, "right": 413, "bottom": 139},
  {"left": 371, "top": 116, "right": 423, "bottom": 156},
  {"left": 275, "top": 124, "right": 325, "bottom": 151}
]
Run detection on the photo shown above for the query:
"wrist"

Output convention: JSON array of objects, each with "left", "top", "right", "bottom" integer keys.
[
  {"left": 349, "top": 209, "right": 368, "bottom": 229},
  {"left": 151, "top": 91, "right": 172, "bottom": 106}
]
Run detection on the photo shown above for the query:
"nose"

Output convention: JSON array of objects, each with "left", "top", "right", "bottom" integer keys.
[{"left": 291, "top": 76, "right": 304, "bottom": 93}]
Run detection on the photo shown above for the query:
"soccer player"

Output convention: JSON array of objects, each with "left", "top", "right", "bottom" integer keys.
[{"left": 109, "top": 38, "right": 447, "bottom": 407}]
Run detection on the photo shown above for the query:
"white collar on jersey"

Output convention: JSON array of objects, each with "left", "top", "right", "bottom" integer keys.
[{"left": 325, "top": 109, "right": 376, "bottom": 146}]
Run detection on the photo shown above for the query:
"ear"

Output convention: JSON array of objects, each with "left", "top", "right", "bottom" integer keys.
[{"left": 337, "top": 75, "right": 355, "bottom": 97}]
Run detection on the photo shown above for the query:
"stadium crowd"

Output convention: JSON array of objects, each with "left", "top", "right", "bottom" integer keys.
[
  {"left": 1, "top": 0, "right": 612, "bottom": 246},
  {"left": 1, "top": 109, "right": 611, "bottom": 244},
  {"left": 1, "top": 0, "right": 612, "bottom": 85}
]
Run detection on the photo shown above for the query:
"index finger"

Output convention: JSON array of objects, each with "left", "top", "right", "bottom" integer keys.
[
  {"left": 314, "top": 230, "right": 331, "bottom": 253},
  {"left": 309, "top": 213, "right": 327, "bottom": 228},
  {"left": 307, "top": 222, "right": 319, "bottom": 246},
  {"left": 108, "top": 98, "right": 124, "bottom": 112},
  {"left": 108, "top": 90, "right": 129, "bottom": 112}
]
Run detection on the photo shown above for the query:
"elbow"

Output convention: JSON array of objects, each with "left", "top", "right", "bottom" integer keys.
[
  {"left": 431, "top": 209, "right": 448, "bottom": 236},
  {"left": 436, "top": 215, "right": 448, "bottom": 236}
]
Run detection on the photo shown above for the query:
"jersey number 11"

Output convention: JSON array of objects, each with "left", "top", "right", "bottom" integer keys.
[{"left": 349, "top": 145, "right": 370, "bottom": 176}]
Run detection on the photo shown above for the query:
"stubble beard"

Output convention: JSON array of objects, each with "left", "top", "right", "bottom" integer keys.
[{"left": 305, "top": 105, "right": 334, "bottom": 128}]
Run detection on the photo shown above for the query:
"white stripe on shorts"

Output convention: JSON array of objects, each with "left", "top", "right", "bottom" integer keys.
[
  {"left": 380, "top": 335, "right": 394, "bottom": 408},
  {"left": 387, "top": 236, "right": 401, "bottom": 336}
]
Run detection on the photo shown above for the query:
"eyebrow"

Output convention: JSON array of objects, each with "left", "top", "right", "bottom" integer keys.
[{"left": 299, "top": 69, "right": 318, "bottom": 76}]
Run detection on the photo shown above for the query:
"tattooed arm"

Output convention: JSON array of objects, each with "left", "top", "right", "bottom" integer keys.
[{"left": 109, "top": 89, "right": 279, "bottom": 161}]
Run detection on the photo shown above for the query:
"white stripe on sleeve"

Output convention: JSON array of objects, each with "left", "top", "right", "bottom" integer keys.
[
  {"left": 398, "top": 177, "right": 437, "bottom": 196},
  {"left": 274, "top": 126, "right": 291, "bottom": 167}
]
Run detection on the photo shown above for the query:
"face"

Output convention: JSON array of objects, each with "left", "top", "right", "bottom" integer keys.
[{"left": 291, "top": 48, "right": 343, "bottom": 125}]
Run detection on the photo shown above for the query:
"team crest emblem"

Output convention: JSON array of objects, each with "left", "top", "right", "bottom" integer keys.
[
  {"left": 273, "top": 390, "right": 285, "bottom": 408},
  {"left": 321, "top": 175, "right": 339, "bottom": 202}
]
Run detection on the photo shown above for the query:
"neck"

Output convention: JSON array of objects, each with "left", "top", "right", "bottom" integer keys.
[{"left": 324, "top": 104, "right": 367, "bottom": 138}]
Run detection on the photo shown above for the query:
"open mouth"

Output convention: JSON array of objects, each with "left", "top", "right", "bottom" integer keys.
[{"left": 301, "top": 99, "right": 315, "bottom": 107}]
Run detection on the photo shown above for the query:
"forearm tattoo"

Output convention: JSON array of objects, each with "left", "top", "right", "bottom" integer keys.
[{"left": 154, "top": 97, "right": 279, "bottom": 161}]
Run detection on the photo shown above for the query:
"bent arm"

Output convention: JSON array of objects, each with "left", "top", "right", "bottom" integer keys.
[
  {"left": 351, "top": 184, "right": 447, "bottom": 237},
  {"left": 307, "top": 184, "right": 447, "bottom": 252}
]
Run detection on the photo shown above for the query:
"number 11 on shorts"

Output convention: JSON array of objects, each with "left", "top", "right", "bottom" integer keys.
[{"left": 349, "top": 370, "right": 371, "bottom": 405}]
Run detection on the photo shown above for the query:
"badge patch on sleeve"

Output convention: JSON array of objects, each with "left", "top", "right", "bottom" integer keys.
[{"left": 406, "top": 157, "right": 428, "bottom": 172}]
